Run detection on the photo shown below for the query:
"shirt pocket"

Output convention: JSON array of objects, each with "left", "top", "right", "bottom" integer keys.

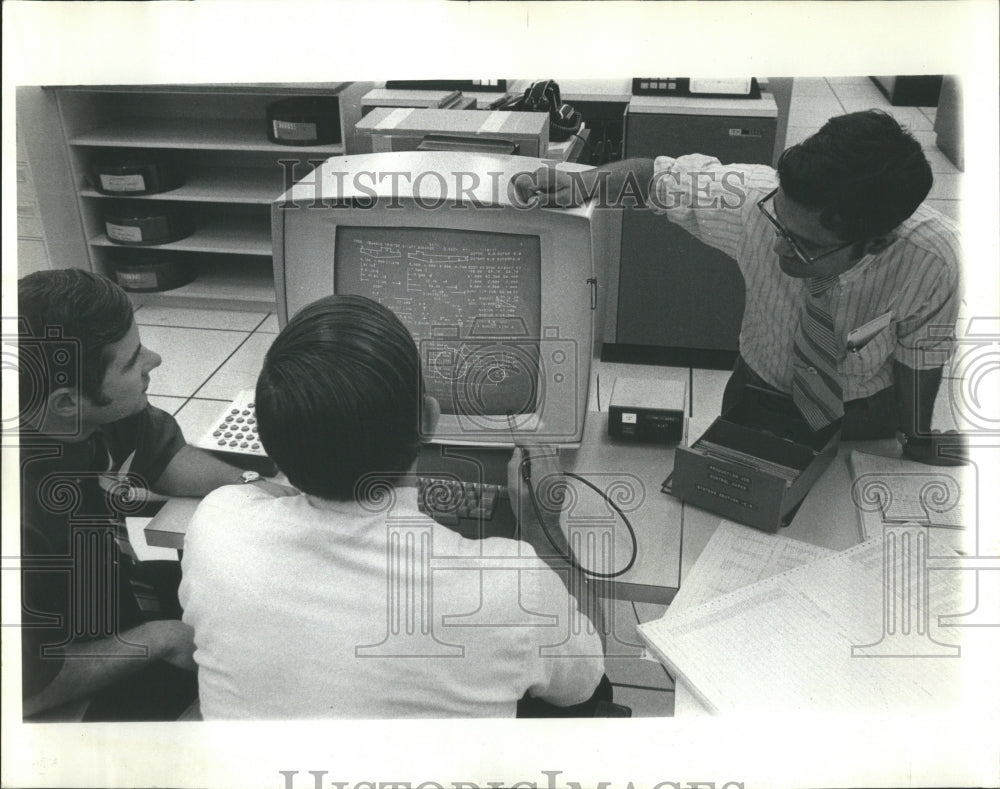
[{"left": 842, "top": 324, "right": 894, "bottom": 378}]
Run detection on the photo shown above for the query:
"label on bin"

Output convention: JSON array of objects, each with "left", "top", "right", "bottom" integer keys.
[
  {"left": 106, "top": 222, "right": 143, "bottom": 243},
  {"left": 117, "top": 270, "right": 158, "bottom": 289},
  {"left": 100, "top": 174, "right": 147, "bottom": 192},
  {"left": 272, "top": 120, "right": 319, "bottom": 142}
]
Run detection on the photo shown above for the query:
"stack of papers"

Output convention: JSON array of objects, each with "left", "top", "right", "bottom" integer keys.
[
  {"left": 638, "top": 520, "right": 968, "bottom": 715},
  {"left": 848, "top": 450, "right": 972, "bottom": 553}
]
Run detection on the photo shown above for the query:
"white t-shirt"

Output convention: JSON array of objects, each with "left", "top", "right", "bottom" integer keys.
[{"left": 179, "top": 485, "right": 605, "bottom": 719}]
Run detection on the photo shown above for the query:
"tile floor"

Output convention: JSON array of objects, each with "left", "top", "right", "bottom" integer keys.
[{"left": 134, "top": 77, "right": 964, "bottom": 718}]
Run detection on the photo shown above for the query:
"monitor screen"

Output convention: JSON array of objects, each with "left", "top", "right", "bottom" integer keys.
[
  {"left": 273, "top": 150, "right": 622, "bottom": 446},
  {"left": 333, "top": 226, "right": 542, "bottom": 419}
]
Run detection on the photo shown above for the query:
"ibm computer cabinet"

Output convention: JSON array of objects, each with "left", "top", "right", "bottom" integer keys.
[{"left": 610, "top": 90, "right": 778, "bottom": 367}]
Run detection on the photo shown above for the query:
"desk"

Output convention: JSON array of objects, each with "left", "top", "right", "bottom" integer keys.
[
  {"left": 143, "top": 370, "right": 925, "bottom": 717},
  {"left": 672, "top": 435, "right": 901, "bottom": 716},
  {"left": 679, "top": 436, "right": 900, "bottom": 581},
  {"left": 143, "top": 408, "right": 685, "bottom": 605},
  {"left": 146, "top": 357, "right": 686, "bottom": 605},
  {"left": 562, "top": 411, "right": 682, "bottom": 604},
  {"left": 145, "top": 496, "right": 200, "bottom": 550},
  {"left": 138, "top": 401, "right": 912, "bottom": 717},
  {"left": 146, "top": 390, "right": 890, "bottom": 610}
]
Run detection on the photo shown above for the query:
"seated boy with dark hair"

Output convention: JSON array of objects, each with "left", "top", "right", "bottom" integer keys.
[
  {"left": 17, "top": 269, "right": 290, "bottom": 721},
  {"left": 179, "top": 294, "right": 606, "bottom": 719}
]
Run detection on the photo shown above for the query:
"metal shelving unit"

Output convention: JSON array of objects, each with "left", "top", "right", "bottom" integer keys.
[{"left": 49, "top": 82, "right": 369, "bottom": 311}]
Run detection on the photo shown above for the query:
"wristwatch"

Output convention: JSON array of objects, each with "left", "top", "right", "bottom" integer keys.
[{"left": 240, "top": 469, "right": 263, "bottom": 484}]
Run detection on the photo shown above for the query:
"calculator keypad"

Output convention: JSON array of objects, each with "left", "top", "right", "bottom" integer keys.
[{"left": 196, "top": 389, "right": 269, "bottom": 458}]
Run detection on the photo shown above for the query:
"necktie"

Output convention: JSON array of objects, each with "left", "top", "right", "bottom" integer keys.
[{"left": 791, "top": 276, "right": 844, "bottom": 431}]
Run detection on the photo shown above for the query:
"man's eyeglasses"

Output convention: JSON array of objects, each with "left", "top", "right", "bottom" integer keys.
[{"left": 757, "top": 188, "right": 853, "bottom": 267}]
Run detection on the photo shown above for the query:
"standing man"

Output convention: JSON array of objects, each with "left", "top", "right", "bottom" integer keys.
[
  {"left": 17, "top": 268, "right": 289, "bottom": 720},
  {"left": 519, "top": 110, "right": 963, "bottom": 462}
]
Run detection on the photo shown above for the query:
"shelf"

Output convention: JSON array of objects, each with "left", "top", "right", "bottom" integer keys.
[
  {"left": 80, "top": 168, "right": 291, "bottom": 205},
  {"left": 71, "top": 117, "right": 347, "bottom": 154},
  {"left": 90, "top": 219, "right": 272, "bottom": 256},
  {"left": 127, "top": 261, "right": 276, "bottom": 311},
  {"left": 48, "top": 82, "right": 369, "bottom": 314}
]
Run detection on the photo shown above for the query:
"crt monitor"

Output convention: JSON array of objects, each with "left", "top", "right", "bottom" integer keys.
[{"left": 272, "top": 150, "right": 621, "bottom": 448}]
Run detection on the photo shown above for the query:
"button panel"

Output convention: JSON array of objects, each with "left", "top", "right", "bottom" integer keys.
[{"left": 196, "top": 388, "right": 269, "bottom": 458}]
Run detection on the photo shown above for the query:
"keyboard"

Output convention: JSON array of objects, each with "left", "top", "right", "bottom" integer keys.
[
  {"left": 197, "top": 392, "right": 511, "bottom": 534},
  {"left": 417, "top": 475, "right": 507, "bottom": 527}
]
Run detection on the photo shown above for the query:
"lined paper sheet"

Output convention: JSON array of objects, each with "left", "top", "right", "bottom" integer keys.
[
  {"left": 639, "top": 528, "right": 968, "bottom": 715},
  {"left": 849, "top": 450, "right": 972, "bottom": 552},
  {"left": 666, "top": 519, "right": 836, "bottom": 617},
  {"left": 665, "top": 520, "right": 837, "bottom": 715}
]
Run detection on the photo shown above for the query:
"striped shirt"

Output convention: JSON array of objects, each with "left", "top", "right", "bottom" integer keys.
[{"left": 650, "top": 154, "right": 962, "bottom": 400}]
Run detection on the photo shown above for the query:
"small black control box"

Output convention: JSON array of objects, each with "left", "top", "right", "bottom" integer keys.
[{"left": 608, "top": 377, "right": 686, "bottom": 444}]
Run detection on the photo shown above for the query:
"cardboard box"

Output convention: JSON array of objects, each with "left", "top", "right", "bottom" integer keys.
[
  {"left": 668, "top": 388, "right": 840, "bottom": 532},
  {"left": 355, "top": 107, "right": 549, "bottom": 157}
]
